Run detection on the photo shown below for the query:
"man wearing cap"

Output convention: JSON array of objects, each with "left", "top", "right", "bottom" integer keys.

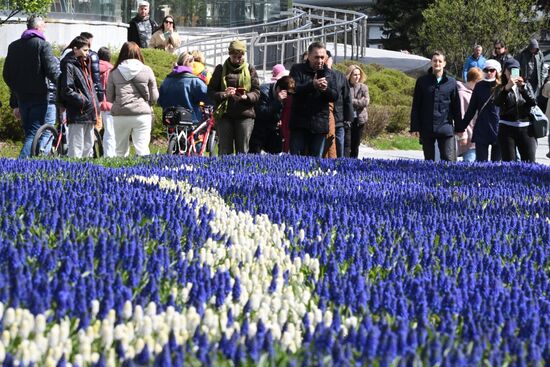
[
  {"left": 128, "top": 1, "right": 158, "bottom": 48},
  {"left": 289, "top": 41, "right": 338, "bottom": 157},
  {"left": 3, "top": 15, "right": 60, "bottom": 158},
  {"left": 208, "top": 40, "right": 260, "bottom": 154},
  {"left": 516, "top": 39, "right": 547, "bottom": 97}
]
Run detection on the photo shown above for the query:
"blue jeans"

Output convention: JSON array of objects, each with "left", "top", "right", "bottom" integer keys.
[
  {"left": 290, "top": 129, "right": 326, "bottom": 157},
  {"left": 461, "top": 148, "right": 476, "bottom": 162},
  {"left": 37, "top": 104, "right": 57, "bottom": 153},
  {"left": 18, "top": 99, "right": 49, "bottom": 158},
  {"left": 335, "top": 126, "right": 345, "bottom": 158}
]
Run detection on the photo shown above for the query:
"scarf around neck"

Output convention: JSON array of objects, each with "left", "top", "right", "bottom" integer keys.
[{"left": 215, "top": 58, "right": 251, "bottom": 120}]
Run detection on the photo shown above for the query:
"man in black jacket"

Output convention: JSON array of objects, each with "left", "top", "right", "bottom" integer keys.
[
  {"left": 80, "top": 32, "right": 103, "bottom": 102},
  {"left": 289, "top": 42, "right": 338, "bottom": 157},
  {"left": 128, "top": 1, "right": 157, "bottom": 48},
  {"left": 410, "top": 51, "right": 460, "bottom": 161},
  {"left": 3, "top": 15, "right": 60, "bottom": 158}
]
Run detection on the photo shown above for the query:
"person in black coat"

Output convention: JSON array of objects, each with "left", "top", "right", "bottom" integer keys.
[
  {"left": 128, "top": 0, "right": 158, "bottom": 48},
  {"left": 79, "top": 32, "right": 103, "bottom": 103},
  {"left": 3, "top": 15, "right": 60, "bottom": 158},
  {"left": 410, "top": 51, "right": 461, "bottom": 161},
  {"left": 58, "top": 36, "right": 100, "bottom": 158},
  {"left": 494, "top": 58, "right": 538, "bottom": 162},
  {"left": 289, "top": 42, "right": 338, "bottom": 157},
  {"left": 326, "top": 51, "right": 354, "bottom": 157}
]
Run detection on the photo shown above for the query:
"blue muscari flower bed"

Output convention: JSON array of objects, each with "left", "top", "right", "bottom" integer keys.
[{"left": 0, "top": 155, "right": 548, "bottom": 366}]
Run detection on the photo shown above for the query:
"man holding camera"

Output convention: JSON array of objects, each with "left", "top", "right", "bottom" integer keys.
[
  {"left": 289, "top": 42, "right": 338, "bottom": 157},
  {"left": 410, "top": 51, "right": 461, "bottom": 161}
]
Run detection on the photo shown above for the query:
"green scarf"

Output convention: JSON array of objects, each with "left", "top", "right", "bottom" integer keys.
[{"left": 214, "top": 58, "right": 251, "bottom": 120}]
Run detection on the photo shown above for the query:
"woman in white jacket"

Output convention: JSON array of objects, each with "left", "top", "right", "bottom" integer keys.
[{"left": 106, "top": 41, "right": 158, "bottom": 156}]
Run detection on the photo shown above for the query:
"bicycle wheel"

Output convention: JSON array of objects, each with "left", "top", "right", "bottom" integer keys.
[
  {"left": 31, "top": 124, "right": 59, "bottom": 157},
  {"left": 206, "top": 130, "right": 217, "bottom": 155},
  {"left": 167, "top": 135, "right": 179, "bottom": 155},
  {"left": 93, "top": 128, "right": 104, "bottom": 158}
]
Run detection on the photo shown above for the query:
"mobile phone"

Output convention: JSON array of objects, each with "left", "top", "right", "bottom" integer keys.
[
  {"left": 236, "top": 87, "right": 246, "bottom": 95},
  {"left": 510, "top": 68, "right": 520, "bottom": 78},
  {"left": 315, "top": 69, "right": 326, "bottom": 79}
]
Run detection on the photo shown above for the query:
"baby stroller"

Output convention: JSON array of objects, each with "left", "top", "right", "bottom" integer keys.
[{"left": 163, "top": 105, "right": 217, "bottom": 156}]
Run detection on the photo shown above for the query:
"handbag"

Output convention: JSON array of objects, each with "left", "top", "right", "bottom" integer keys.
[{"left": 529, "top": 105, "right": 548, "bottom": 138}]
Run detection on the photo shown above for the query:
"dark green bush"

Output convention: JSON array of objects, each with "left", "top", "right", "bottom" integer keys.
[{"left": 0, "top": 59, "right": 25, "bottom": 141}]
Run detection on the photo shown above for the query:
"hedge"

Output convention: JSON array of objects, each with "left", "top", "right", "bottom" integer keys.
[{"left": 0, "top": 50, "right": 416, "bottom": 142}]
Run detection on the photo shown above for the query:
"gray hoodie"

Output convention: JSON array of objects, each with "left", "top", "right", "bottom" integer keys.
[{"left": 106, "top": 59, "right": 158, "bottom": 116}]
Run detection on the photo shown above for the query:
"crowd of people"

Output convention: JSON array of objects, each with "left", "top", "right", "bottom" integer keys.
[
  {"left": 412, "top": 40, "right": 549, "bottom": 163},
  {"left": 3, "top": 10, "right": 549, "bottom": 163}
]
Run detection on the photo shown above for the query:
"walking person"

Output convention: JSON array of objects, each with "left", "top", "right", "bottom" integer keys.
[
  {"left": 490, "top": 40, "right": 513, "bottom": 70},
  {"left": 128, "top": 0, "right": 157, "bottom": 48},
  {"left": 455, "top": 67, "right": 484, "bottom": 162},
  {"left": 98, "top": 47, "right": 115, "bottom": 157},
  {"left": 494, "top": 59, "right": 538, "bottom": 162},
  {"left": 3, "top": 15, "right": 60, "bottom": 158},
  {"left": 346, "top": 64, "right": 370, "bottom": 158},
  {"left": 410, "top": 51, "right": 461, "bottom": 161},
  {"left": 58, "top": 36, "right": 100, "bottom": 158},
  {"left": 456, "top": 60, "right": 502, "bottom": 162},
  {"left": 208, "top": 40, "right": 260, "bottom": 155},
  {"left": 149, "top": 15, "right": 181, "bottom": 53},
  {"left": 516, "top": 39, "right": 546, "bottom": 98},
  {"left": 463, "top": 45, "right": 486, "bottom": 82},
  {"left": 289, "top": 41, "right": 338, "bottom": 157},
  {"left": 106, "top": 42, "right": 158, "bottom": 156}
]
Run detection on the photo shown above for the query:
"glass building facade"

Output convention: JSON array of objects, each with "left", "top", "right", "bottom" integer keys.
[{"left": 48, "top": 0, "right": 291, "bottom": 26}]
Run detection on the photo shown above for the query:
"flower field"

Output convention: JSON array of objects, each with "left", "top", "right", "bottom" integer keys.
[{"left": 0, "top": 156, "right": 548, "bottom": 366}]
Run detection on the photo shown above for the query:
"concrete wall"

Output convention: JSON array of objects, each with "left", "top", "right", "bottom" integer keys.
[{"left": 0, "top": 19, "right": 128, "bottom": 57}]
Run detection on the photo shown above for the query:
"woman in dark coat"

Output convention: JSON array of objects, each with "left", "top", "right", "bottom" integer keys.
[{"left": 59, "top": 36, "right": 100, "bottom": 158}]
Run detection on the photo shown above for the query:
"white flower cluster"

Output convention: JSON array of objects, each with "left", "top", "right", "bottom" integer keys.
[
  {"left": 0, "top": 174, "right": 360, "bottom": 365},
  {"left": 292, "top": 168, "right": 338, "bottom": 180}
]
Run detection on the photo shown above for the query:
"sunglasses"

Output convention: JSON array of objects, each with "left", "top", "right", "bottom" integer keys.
[
  {"left": 483, "top": 68, "right": 497, "bottom": 73},
  {"left": 164, "top": 20, "right": 173, "bottom": 24}
]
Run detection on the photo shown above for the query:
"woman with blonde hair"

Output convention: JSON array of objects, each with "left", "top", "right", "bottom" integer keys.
[
  {"left": 149, "top": 15, "right": 181, "bottom": 53},
  {"left": 346, "top": 64, "right": 370, "bottom": 158},
  {"left": 106, "top": 41, "right": 158, "bottom": 156},
  {"left": 191, "top": 50, "right": 211, "bottom": 84}
]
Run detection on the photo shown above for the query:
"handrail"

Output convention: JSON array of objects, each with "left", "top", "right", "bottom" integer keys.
[{"left": 176, "top": 3, "right": 368, "bottom": 74}]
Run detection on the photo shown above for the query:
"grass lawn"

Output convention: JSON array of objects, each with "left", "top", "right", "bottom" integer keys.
[{"left": 366, "top": 133, "right": 422, "bottom": 150}]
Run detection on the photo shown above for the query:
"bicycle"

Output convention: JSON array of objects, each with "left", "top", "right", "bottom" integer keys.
[
  {"left": 165, "top": 105, "right": 217, "bottom": 156},
  {"left": 31, "top": 113, "right": 103, "bottom": 158}
]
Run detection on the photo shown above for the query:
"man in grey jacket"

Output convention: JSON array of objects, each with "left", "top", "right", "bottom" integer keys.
[
  {"left": 516, "top": 39, "right": 547, "bottom": 97},
  {"left": 3, "top": 15, "right": 60, "bottom": 158}
]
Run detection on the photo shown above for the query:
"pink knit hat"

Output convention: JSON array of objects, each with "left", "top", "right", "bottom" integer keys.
[{"left": 271, "top": 64, "right": 289, "bottom": 81}]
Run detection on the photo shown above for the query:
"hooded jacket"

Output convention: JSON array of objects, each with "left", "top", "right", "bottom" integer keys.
[
  {"left": 289, "top": 62, "right": 338, "bottom": 134},
  {"left": 58, "top": 53, "right": 99, "bottom": 124},
  {"left": 455, "top": 81, "right": 475, "bottom": 155},
  {"left": 3, "top": 29, "right": 60, "bottom": 105},
  {"left": 106, "top": 59, "right": 158, "bottom": 116},
  {"left": 158, "top": 65, "right": 209, "bottom": 122},
  {"left": 516, "top": 48, "right": 546, "bottom": 93},
  {"left": 99, "top": 60, "right": 113, "bottom": 111},
  {"left": 410, "top": 68, "right": 461, "bottom": 138}
]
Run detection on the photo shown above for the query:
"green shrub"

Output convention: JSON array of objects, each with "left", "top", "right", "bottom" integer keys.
[
  {"left": 386, "top": 105, "right": 410, "bottom": 134},
  {"left": 364, "top": 104, "right": 390, "bottom": 138},
  {"left": 0, "top": 59, "right": 24, "bottom": 141}
]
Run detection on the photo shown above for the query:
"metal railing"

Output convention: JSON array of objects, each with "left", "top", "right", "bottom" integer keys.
[{"left": 176, "top": 3, "right": 367, "bottom": 74}]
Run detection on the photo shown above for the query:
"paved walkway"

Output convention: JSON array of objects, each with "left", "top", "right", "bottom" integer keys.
[{"left": 358, "top": 137, "right": 550, "bottom": 165}]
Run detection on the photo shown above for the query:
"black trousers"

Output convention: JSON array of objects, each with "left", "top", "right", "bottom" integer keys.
[
  {"left": 421, "top": 135, "right": 457, "bottom": 161},
  {"left": 475, "top": 143, "right": 501, "bottom": 162},
  {"left": 347, "top": 122, "right": 364, "bottom": 158},
  {"left": 497, "top": 124, "right": 537, "bottom": 162}
]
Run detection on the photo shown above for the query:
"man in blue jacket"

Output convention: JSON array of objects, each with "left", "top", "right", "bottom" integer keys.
[
  {"left": 410, "top": 51, "right": 461, "bottom": 161},
  {"left": 463, "top": 45, "right": 486, "bottom": 82},
  {"left": 3, "top": 15, "right": 60, "bottom": 158}
]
